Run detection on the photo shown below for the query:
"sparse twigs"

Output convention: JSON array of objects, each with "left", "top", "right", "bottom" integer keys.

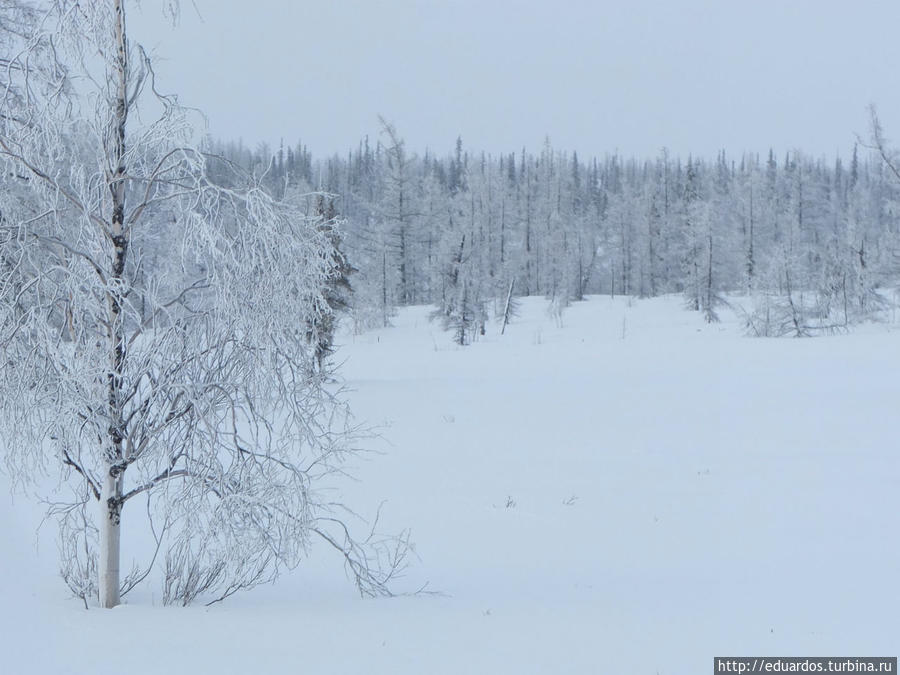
[{"left": 313, "top": 507, "right": 415, "bottom": 599}]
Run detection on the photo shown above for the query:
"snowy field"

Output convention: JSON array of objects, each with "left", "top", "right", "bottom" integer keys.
[{"left": 2, "top": 295, "right": 898, "bottom": 674}]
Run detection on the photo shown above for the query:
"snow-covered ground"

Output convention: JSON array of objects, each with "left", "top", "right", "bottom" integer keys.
[{"left": 2, "top": 295, "right": 898, "bottom": 674}]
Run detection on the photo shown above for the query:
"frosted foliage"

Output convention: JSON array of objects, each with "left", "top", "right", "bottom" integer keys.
[
  {"left": 0, "top": 0, "right": 407, "bottom": 606},
  {"left": 214, "top": 121, "right": 900, "bottom": 344}
]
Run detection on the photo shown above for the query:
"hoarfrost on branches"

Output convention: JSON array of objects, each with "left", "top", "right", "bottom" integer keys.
[{"left": 0, "top": 0, "right": 409, "bottom": 608}]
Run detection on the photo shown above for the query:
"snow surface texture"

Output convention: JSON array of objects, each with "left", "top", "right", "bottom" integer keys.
[{"left": 2, "top": 296, "right": 897, "bottom": 674}]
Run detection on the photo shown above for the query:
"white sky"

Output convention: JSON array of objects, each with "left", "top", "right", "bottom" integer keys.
[{"left": 130, "top": 0, "right": 900, "bottom": 160}]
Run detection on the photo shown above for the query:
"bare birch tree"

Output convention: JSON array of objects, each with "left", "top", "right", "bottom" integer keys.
[{"left": 0, "top": 0, "right": 407, "bottom": 608}]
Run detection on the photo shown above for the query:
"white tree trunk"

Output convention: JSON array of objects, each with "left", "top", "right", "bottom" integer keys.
[
  {"left": 99, "top": 469, "right": 122, "bottom": 608},
  {"left": 98, "top": 0, "right": 129, "bottom": 609}
]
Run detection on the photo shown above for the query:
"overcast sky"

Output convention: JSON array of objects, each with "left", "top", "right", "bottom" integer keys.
[{"left": 130, "top": 0, "right": 900, "bottom": 161}]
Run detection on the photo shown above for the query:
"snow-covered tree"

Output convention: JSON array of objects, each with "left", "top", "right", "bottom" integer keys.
[{"left": 0, "top": 0, "right": 407, "bottom": 608}]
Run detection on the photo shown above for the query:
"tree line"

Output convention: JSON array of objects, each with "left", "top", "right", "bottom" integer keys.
[{"left": 213, "top": 120, "right": 900, "bottom": 341}]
